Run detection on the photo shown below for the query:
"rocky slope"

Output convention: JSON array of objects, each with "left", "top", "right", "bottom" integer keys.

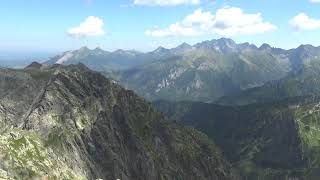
[
  {"left": 0, "top": 63, "right": 239, "bottom": 180},
  {"left": 217, "top": 52, "right": 320, "bottom": 105},
  {"left": 154, "top": 97, "right": 320, "bottom": 179},
  {"left": 114, "top": 39, "right": 293, "bottom": 102}
]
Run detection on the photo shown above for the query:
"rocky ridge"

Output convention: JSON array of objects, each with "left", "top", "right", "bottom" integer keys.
[{"left": 0, "top": 63, "right": 239, "bottom": 180}]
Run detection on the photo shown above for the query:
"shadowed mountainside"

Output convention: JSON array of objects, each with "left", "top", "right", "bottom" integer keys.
[{"left": 155, "top": 97, "right": 320, "bottom": 179}]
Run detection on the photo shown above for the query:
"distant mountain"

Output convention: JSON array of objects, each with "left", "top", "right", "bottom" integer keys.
[
  {"left": 44, "top": 43, "right": 196, "bottom": 72},
  {"left": 45, "top": 47, "right": 150, "bottom": 71},
  {"left": 115, "top": 38, "right": 293, "bottom": 102},
  {"left": 288, "top": 44, "right": 320, "bottom": 72},
  {"left": 45, "top": 43, "right": 200, "bottom": 72},
  {"left": 154, "top": 96, "right": 320, "bottom": 179},
  {"left": 46, "top": 39, "right": 320, "bottom": 103},
  {"left": 0, "top": 63, "right": 239, "bottom": 179},
  {"left": 171, "top": 42, "right": 193, "bottom": 53},
  {"left": 194, "top": 38, "right": 245, "bottom": 53},
  {"left": 217, "top": 50, "right": 320, "bottom": 105}
]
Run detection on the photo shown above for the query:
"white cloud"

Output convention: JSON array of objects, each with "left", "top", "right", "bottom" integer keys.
[
  {"left": 290, "top": 13, "right": 320, "bottom": 31},
  {"left": 134, "top": 0, "right": 200, "bottom": 6},
  {"left": 67, "top": 16, "right": 105, "bottom": 38},
  {"left": 146, "top": 23, "right": 203, "bottom": 37},
  {"left": 212, "top": 7, "right": 277, "bottom": 36},
  {"left": 310, "top": 0, "right": 320, "bottom": 3},
  {"left": 146, "top": 7, "right": 277, "bottom": 37}
]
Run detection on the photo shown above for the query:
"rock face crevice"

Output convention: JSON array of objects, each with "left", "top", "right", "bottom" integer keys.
[{"left": 0, "top": 64, "right": 239, "bottom": 180}]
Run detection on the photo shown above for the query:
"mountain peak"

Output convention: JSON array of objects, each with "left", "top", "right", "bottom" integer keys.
[
  {"left": 153, "top": 46, "right": 169, "bottom": 54},
  {"left": 93, "top": 46, "right": 103, "bottom": 51},
  {"left": 216, "top": 37, "right": 235, "bottom": 44},
  {"left": 114, "top": 49, "right": 125, "bottom": 53},
  {"left": 178, "top": 42, "right": 191, "bottom": 48},
  {"left": 194, "top": 38, "right": 237, "bottom": 53},
  {"left": 214, "top": 38, "right": 236, "bottom": 47},
  {"left": 155, "top": 46, "right": 167, "bottom": 50},
  {"left": 239, "top": 42, "right": 258, "bottom": 50},
  {"left": 78, "top": 46, "right": 90, "bottom": 52},
  {"left": 259, "top": 43, "right": 272, "bottom": 50},
  {"left": 297, "top": 44, "right": 316, "bottom": 50},
  {"left": 172, "top": 42, "right": 192, "bottom": 53},
  {"left": 25, "top": 61, "right": 42, "bottom": 69}
]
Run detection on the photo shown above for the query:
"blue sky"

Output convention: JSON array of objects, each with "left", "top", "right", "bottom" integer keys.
[{"left": 0, "top": 0, "right": 320, "bottom": 55}]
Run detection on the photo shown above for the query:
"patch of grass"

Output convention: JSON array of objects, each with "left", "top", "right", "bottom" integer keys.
[{"left": 0, "top": 128, "right": 85, "bottom": 180}]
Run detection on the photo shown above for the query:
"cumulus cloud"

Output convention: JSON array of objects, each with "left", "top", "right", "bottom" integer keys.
[
  {"left": 146, "top": 7, "right": 277, "bottom": 37},
  {"left": 310, "top": 0, "right": 320, "bottom": 3},
  {"left": 290, "top": 13, "right": 320, "bottom": 31},
  {"left": 134, "top": 0, "right": 200, "bottom": 6},
  {"left": 146, "top": 23, "right": 203, "bottom": 37},
  {"left": 67, "top": 16, "right": 105, "bottom": 38}
]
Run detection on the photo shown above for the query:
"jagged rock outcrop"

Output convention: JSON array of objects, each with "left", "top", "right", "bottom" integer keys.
[{"left": 0, "top": 64, "right": 239, "bottom": 180}]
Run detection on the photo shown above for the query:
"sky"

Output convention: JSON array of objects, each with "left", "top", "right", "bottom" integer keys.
[{"left": 0, "top": 0, "right": 320, "bottom": 55}]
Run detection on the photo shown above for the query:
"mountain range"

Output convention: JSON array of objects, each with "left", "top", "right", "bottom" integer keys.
[
  {"left": 3, "top": 61, "right": 320, "bottom": 179},
  {"left": 45, "top": 46, "right": 167, "bottom": 72},
  {"left": 4, "top": 37, "right": 320, "bottom": 179},
  {"left": 45, "top": 38, "right": 320, "bottom": 103},
  {"left": 217, "top": 45, "right": 320, "bottom": 105}
]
